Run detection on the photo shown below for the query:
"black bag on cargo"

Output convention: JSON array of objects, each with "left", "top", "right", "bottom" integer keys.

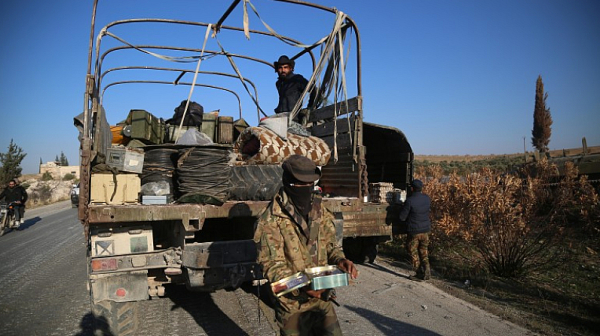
[{"left": 166, "top": 100, "right": 204, "bottom": 127}]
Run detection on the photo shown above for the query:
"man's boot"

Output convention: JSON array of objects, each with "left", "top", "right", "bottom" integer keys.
[
  {"left": 409, "top": 267, "right": 423, "bottom": 281},
  {"left": 422, "top": 264, "right": 431, "bottom": 281},
  {"left": 408, "top": 273, "right": 422, "bottom": 281}
]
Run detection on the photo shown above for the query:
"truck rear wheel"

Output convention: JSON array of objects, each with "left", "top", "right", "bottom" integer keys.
[
  {"left": 92, "top": 300, "right": 139, "bottom": 335},
  {"left": 229, "top": 165, "right": 283, "bottom": 201}
]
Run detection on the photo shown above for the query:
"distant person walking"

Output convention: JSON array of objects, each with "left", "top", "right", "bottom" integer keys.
[{"left": 399, "top": 179, "right": 432, "bottom": 280}]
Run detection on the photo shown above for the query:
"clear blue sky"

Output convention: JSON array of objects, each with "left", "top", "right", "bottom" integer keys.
[{"left": 1, "top": 0, "right": 599, "bottom": 174}]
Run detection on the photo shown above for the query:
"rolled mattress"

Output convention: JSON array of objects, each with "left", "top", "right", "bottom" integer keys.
[{"left": 233, "top": 126, "right": 331, "bottom": 166}]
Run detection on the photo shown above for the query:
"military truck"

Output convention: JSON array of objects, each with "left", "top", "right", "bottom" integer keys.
[{"left": 79, "top": 0, "right": 413, "bottom": 333}]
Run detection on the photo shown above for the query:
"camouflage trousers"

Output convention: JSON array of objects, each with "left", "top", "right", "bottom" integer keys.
[
  {"left": 276, "top": 296, "right": 342, "bottom": 336},
  {"left": 407, "top": 233, "right": 430, "bottom": 278}
]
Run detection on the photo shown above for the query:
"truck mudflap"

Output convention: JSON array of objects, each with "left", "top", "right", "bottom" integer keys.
[
  {"left": 182, "top": 240, "right": 260, "bottom": 290},
  {"left": 90, "top": 270, "right": 149, "bottom": 303}
]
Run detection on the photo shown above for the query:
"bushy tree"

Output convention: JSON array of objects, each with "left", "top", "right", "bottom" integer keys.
[
  {"left": 0, "top": 139, "right": 27, "bottom": 186},
  {"left": 41, "top": 171, "right": 54, "bottom": 181},
  {"left": 531, "top": 75, "right": 553, "bottom": 153},
  {"left": 418, "top": 161, "right": 598, "bottom": 278}
]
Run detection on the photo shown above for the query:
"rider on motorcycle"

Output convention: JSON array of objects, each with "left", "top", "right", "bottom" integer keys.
[{"left": 0, "top": 179, "right": 28, "bottom": 228}]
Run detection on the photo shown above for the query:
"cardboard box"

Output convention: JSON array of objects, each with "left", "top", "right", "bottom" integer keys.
[
  {"left": 90, "top": 174, "right": 141, "bottom": 205},
  {"left": 106, "top": 147, "right": 144, "bottom": 174},
  {"left": 369, "top": 182, "right": 403, "bottom": 204}
]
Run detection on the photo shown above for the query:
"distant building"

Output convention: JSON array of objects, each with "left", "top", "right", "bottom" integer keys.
[{"left": 39, "top": 162, "right": 80, "bottom": 179}]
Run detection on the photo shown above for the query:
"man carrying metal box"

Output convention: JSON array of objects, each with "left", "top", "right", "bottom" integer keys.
[{"left": 254, "top": 155, "right": 358, "bottom": 335}]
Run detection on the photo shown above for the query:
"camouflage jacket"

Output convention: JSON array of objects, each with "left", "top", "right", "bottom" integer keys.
[{"left": 254, "top": 190, "right": 346, "bottom": 284}]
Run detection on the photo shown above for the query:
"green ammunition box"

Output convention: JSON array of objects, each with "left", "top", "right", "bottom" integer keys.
[
  {"left": 201, "top": 113, "right": 217, "bottom": 141},
  {"left": 126, "top": 109, "right": 165, "bottom": 144}
]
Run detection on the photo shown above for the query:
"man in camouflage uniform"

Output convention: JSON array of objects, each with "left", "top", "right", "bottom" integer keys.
[
  {"left": 399, "top": 179, "right": 432, "bottom": 281},
  {"left": 254, "top": 155, "right": 358, "bottom": 336}
]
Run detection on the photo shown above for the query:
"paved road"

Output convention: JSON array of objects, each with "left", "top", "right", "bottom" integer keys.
[{"left": 0, "top": 201, "right": 535, "bottom": 335}]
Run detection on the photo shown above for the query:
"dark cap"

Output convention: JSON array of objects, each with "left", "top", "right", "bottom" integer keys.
[
  {"left": 411, "top": 179, "right": 423, "bottom": 191},
  {"left": 282, "top": 155, "right": 321, "bottom": 183},
  {"left": 274, "top": 55, "right": 295, "bottom": 69}
]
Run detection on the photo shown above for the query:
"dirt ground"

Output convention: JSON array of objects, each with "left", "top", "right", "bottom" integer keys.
[{"left": 379, "top": 235, "right": 600, "bottom": 336}]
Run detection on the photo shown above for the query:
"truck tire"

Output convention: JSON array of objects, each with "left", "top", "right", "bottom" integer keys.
[
  {"left": 229, "top": 165, "right": 283, "bottom": 201},
  {"left": 364, "top": 239, "right": 378, "bottom": 263},
  {"left": 92, "top": 300, "right": 139, "bottom": 335},
  {"left": 343, "top": 237, "right": 378, "bottom": 264},
  {"left": 342, "top": 237, "right": 362, "bottom": 263}
]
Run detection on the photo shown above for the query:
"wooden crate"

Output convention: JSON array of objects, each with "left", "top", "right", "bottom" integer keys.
[{"left": 217, "top": 116, "right": 234, "bottom": 144}]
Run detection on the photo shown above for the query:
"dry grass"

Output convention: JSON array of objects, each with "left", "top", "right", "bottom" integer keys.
[
  {"left": 381, "top": 159, "right": 600, "bottom": 335},
  {"left": 415, "top": 153, "right": 524, "bottom": 163},
  {"left": 415, "top": 145, "right": 600, "bottom": 163}
]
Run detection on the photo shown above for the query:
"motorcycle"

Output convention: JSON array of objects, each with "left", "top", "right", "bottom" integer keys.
[{"left": 0, "top": 202, "right": 19, "bottom": 236}]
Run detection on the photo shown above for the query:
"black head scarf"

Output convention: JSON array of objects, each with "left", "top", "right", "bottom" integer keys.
[{"left": 282, "top": 171, "right": 313, "bottom": 217}]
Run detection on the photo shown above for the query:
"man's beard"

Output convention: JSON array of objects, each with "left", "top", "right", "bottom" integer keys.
[{"left": 279, "top": 72, "right": 292, "bottom": 80}]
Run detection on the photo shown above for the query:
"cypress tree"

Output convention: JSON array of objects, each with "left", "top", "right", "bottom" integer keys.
[
  {"left": 59, "top": 151, "right": 69, "bottom": 166},
  {"left": 531, "top": 75, "right": 553, "bottom": 153}
]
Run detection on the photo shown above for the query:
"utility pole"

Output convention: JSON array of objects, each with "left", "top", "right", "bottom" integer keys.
[{"left": 523, "top": 136, "right": 526, "bottom": 162}]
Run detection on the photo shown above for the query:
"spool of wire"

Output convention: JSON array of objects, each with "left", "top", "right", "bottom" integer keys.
[
  {"left": 141, "top": 148, "right": 178, "bottom": 196},
  {"left": 176, "top": 146, "right": 231, "bottom": 204}
]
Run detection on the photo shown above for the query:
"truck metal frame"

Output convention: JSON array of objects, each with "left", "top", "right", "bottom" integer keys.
[{"left": 79, "top": 0, "right": 413, "bottom": 333}]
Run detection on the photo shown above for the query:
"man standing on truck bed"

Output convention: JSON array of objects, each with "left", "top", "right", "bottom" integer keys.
[
  {"left": 255, "top": 155, "right": 358, "bottom": 335},
  {"left": 274, "top": 55, "right": 308, "bottom": 118}
]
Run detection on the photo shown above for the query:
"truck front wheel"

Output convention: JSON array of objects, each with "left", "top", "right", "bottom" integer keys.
[
  {"left": 343, "top": 237, "right": 378, "bottom": 264},
  {"left": 92, "top": 300, "right": 139, "bottom": 335}
]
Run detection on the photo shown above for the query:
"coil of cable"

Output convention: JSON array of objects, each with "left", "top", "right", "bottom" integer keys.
[
  {"left": 141, "top": 148, "right": 178, "bottom": 195},
  {"left": 176, "top": 146, "right": 231, "bottom": 204}
]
